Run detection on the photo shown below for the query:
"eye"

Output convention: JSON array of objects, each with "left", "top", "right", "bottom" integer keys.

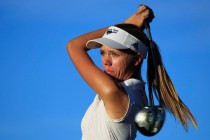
[
  {"left": 100, "top": 50, "right": 105, "bottom": 56},
  {"left": 111, "top": 52, "right": 120, "bottom": 57}
]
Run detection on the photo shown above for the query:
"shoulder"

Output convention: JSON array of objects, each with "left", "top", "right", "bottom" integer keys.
[
  {"left": 102, "top": 78, "right": 147, "bottom": 120},
  {"left": 102, "top": 83, "right": 129, "bottom": 120},
  {"left": 120, "top": 78, "right": 148, "bottom": 107}
]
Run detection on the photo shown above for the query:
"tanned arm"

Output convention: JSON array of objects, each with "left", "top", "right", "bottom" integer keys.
[{"left": 66, "top": 5, "right": 154, "bottom": 119}]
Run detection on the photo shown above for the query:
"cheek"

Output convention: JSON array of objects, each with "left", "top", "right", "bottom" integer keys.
[{"left": 112, "top": 58, "right": 132, "bottom": 76}]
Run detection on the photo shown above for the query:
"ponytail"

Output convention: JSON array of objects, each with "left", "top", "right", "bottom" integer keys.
[
  {"left": 114, "top": 23, "right": 197, "bottom": 130},
  {"left": 147, "top": 42, "right": 198, "bottom": 130}
]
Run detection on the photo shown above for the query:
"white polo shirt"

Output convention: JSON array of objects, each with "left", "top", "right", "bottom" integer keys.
[{"left": 81, "top": 78, "right": 148, "bottom": 140}]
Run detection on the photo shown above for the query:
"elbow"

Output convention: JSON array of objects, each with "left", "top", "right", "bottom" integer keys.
[
  {"left": 66, "top": 40, "right": 88, "bottom": 55},
  {"left": 66, "top": 41, "right": 73, "bottom": 52},
  {"left": 66, "top": 40, "right": 76, "bottom": 57}
]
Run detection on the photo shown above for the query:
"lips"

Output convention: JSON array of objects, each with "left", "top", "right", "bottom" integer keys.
[
  {"left": 104, "top": 69, "right": 114, "bottom": 75},
  {"left": 105, "top": 70, "right": 113, "bottom": 75}
]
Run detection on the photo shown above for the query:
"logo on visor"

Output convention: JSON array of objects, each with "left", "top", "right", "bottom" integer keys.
[
  {"left": 106, "top": 29, "right": 118, "bottom": 35},
  {"left": 131, "top": 42, "right": 139, "bottom": 50}
]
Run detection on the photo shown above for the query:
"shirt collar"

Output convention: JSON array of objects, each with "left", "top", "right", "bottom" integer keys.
[{"left": 121, "top": 78, "right": 145, "bottom": 90}]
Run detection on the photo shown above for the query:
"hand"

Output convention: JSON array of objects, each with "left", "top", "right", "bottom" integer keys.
[{"left": 123, "top": 5, "right": 155, "bottom": 28}]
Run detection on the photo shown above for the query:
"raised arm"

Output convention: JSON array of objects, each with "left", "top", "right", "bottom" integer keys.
[
  {"left": 66, "top": 5, "right": 154, "bottom": 119},
  {"left": 66, "top": 27, "right": 126, "bottom": 119},
  {"left": 66, "top": 27, "right": 119, "bottom": 102}
]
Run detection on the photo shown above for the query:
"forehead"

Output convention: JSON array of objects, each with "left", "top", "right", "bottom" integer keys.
[
  {"left": 100, "top": 45, "right": 137, "bottom": 56},
  {"left": 100, "top": 45, "right": 121, "bottom": 52}
]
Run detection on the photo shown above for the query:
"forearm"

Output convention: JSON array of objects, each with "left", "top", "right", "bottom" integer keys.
[
  {"left": 66, "top": 27, "right": 108, "bottom": 52},
  {"left": 66, "top": 26, "right": 117, "bottom": 96},
  {"left": 66, "top": 4, "right": 154, "bottom": 55}
]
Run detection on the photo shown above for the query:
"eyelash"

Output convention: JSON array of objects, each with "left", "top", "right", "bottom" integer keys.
[
  {"left": 100, "top": 51, "right": 105, "bottom": 56},
  {"left": 111, "top": 52, "right": 119, "bottom": 57},
  {"left": 100, "top": 51, "right": 120, "bottom": 57}
]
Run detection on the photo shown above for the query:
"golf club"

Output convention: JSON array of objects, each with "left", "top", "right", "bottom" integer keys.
[{"left": 135, "top": 21, "right": 166, "bottom": 136}]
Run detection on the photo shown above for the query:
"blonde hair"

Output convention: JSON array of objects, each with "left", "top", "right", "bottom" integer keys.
[
  {"left": 115, "top": 23, "right": 198, "bottom": 130},
  {"left": 147, "top": 42, "right": 198, "bottom": 130}
]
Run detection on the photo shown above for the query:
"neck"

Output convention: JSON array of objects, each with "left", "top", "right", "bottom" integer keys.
[{"left": 123, "top": 67, "right": 143, "bottom": 82}]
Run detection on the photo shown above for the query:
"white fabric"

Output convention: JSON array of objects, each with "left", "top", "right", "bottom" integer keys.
[
  {"left": 81, "top": 78, "right": 148, "bottom": 140},
  {"left": 86, "top": 26, "right": 148, "bottom": 59}
]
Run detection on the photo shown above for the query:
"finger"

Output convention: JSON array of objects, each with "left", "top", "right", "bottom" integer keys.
[
  {"left": 141, "top": 10, "right": 155, "bottom": 25},
  {"left": 140, "top": 9, "right": 150, "bottom": 20},
  {"left": 138, "top": 7, "right": 155, "bottom": 23},
  {"left": 137, "top": 5, "right": 148, "bottom": 14}
]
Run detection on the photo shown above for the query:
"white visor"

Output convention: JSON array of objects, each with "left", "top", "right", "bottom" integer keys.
[{"left": 86, "top": 26, "right": 148, "bottom": 59}]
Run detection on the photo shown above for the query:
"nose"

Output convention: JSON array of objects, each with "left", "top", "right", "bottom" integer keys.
[{"left": 102, "top": 54, "right": 112, "bottom": 66}]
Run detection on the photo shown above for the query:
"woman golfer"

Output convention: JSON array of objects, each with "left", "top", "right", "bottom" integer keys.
[{"left": 67, "top": 5, "right": 197, "bottom": 140}]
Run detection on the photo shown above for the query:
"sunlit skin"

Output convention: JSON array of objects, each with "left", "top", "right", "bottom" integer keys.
[
  {"left": 67, "top": 5, "right": 152, "bottom": 119},
  {"left": 100, "top": 45, "right": 142, "bottom": 82}
]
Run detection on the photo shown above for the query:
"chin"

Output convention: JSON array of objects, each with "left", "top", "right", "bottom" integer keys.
[{"left": 104, "top": 71, "right": 123, "bottom": 82}]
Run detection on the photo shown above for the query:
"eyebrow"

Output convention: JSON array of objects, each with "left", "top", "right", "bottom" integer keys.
[{"left": 100, "top": 48, "right": 121, "bottom": 53}]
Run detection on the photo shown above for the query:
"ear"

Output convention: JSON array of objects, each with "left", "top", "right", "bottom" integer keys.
[{"left": 134, "top": 53, "right": 143, "bottom": 66}]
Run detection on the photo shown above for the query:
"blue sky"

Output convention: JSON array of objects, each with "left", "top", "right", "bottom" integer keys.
[{"left": 0, "top": 0, "right": 209, "bottom": 140}]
